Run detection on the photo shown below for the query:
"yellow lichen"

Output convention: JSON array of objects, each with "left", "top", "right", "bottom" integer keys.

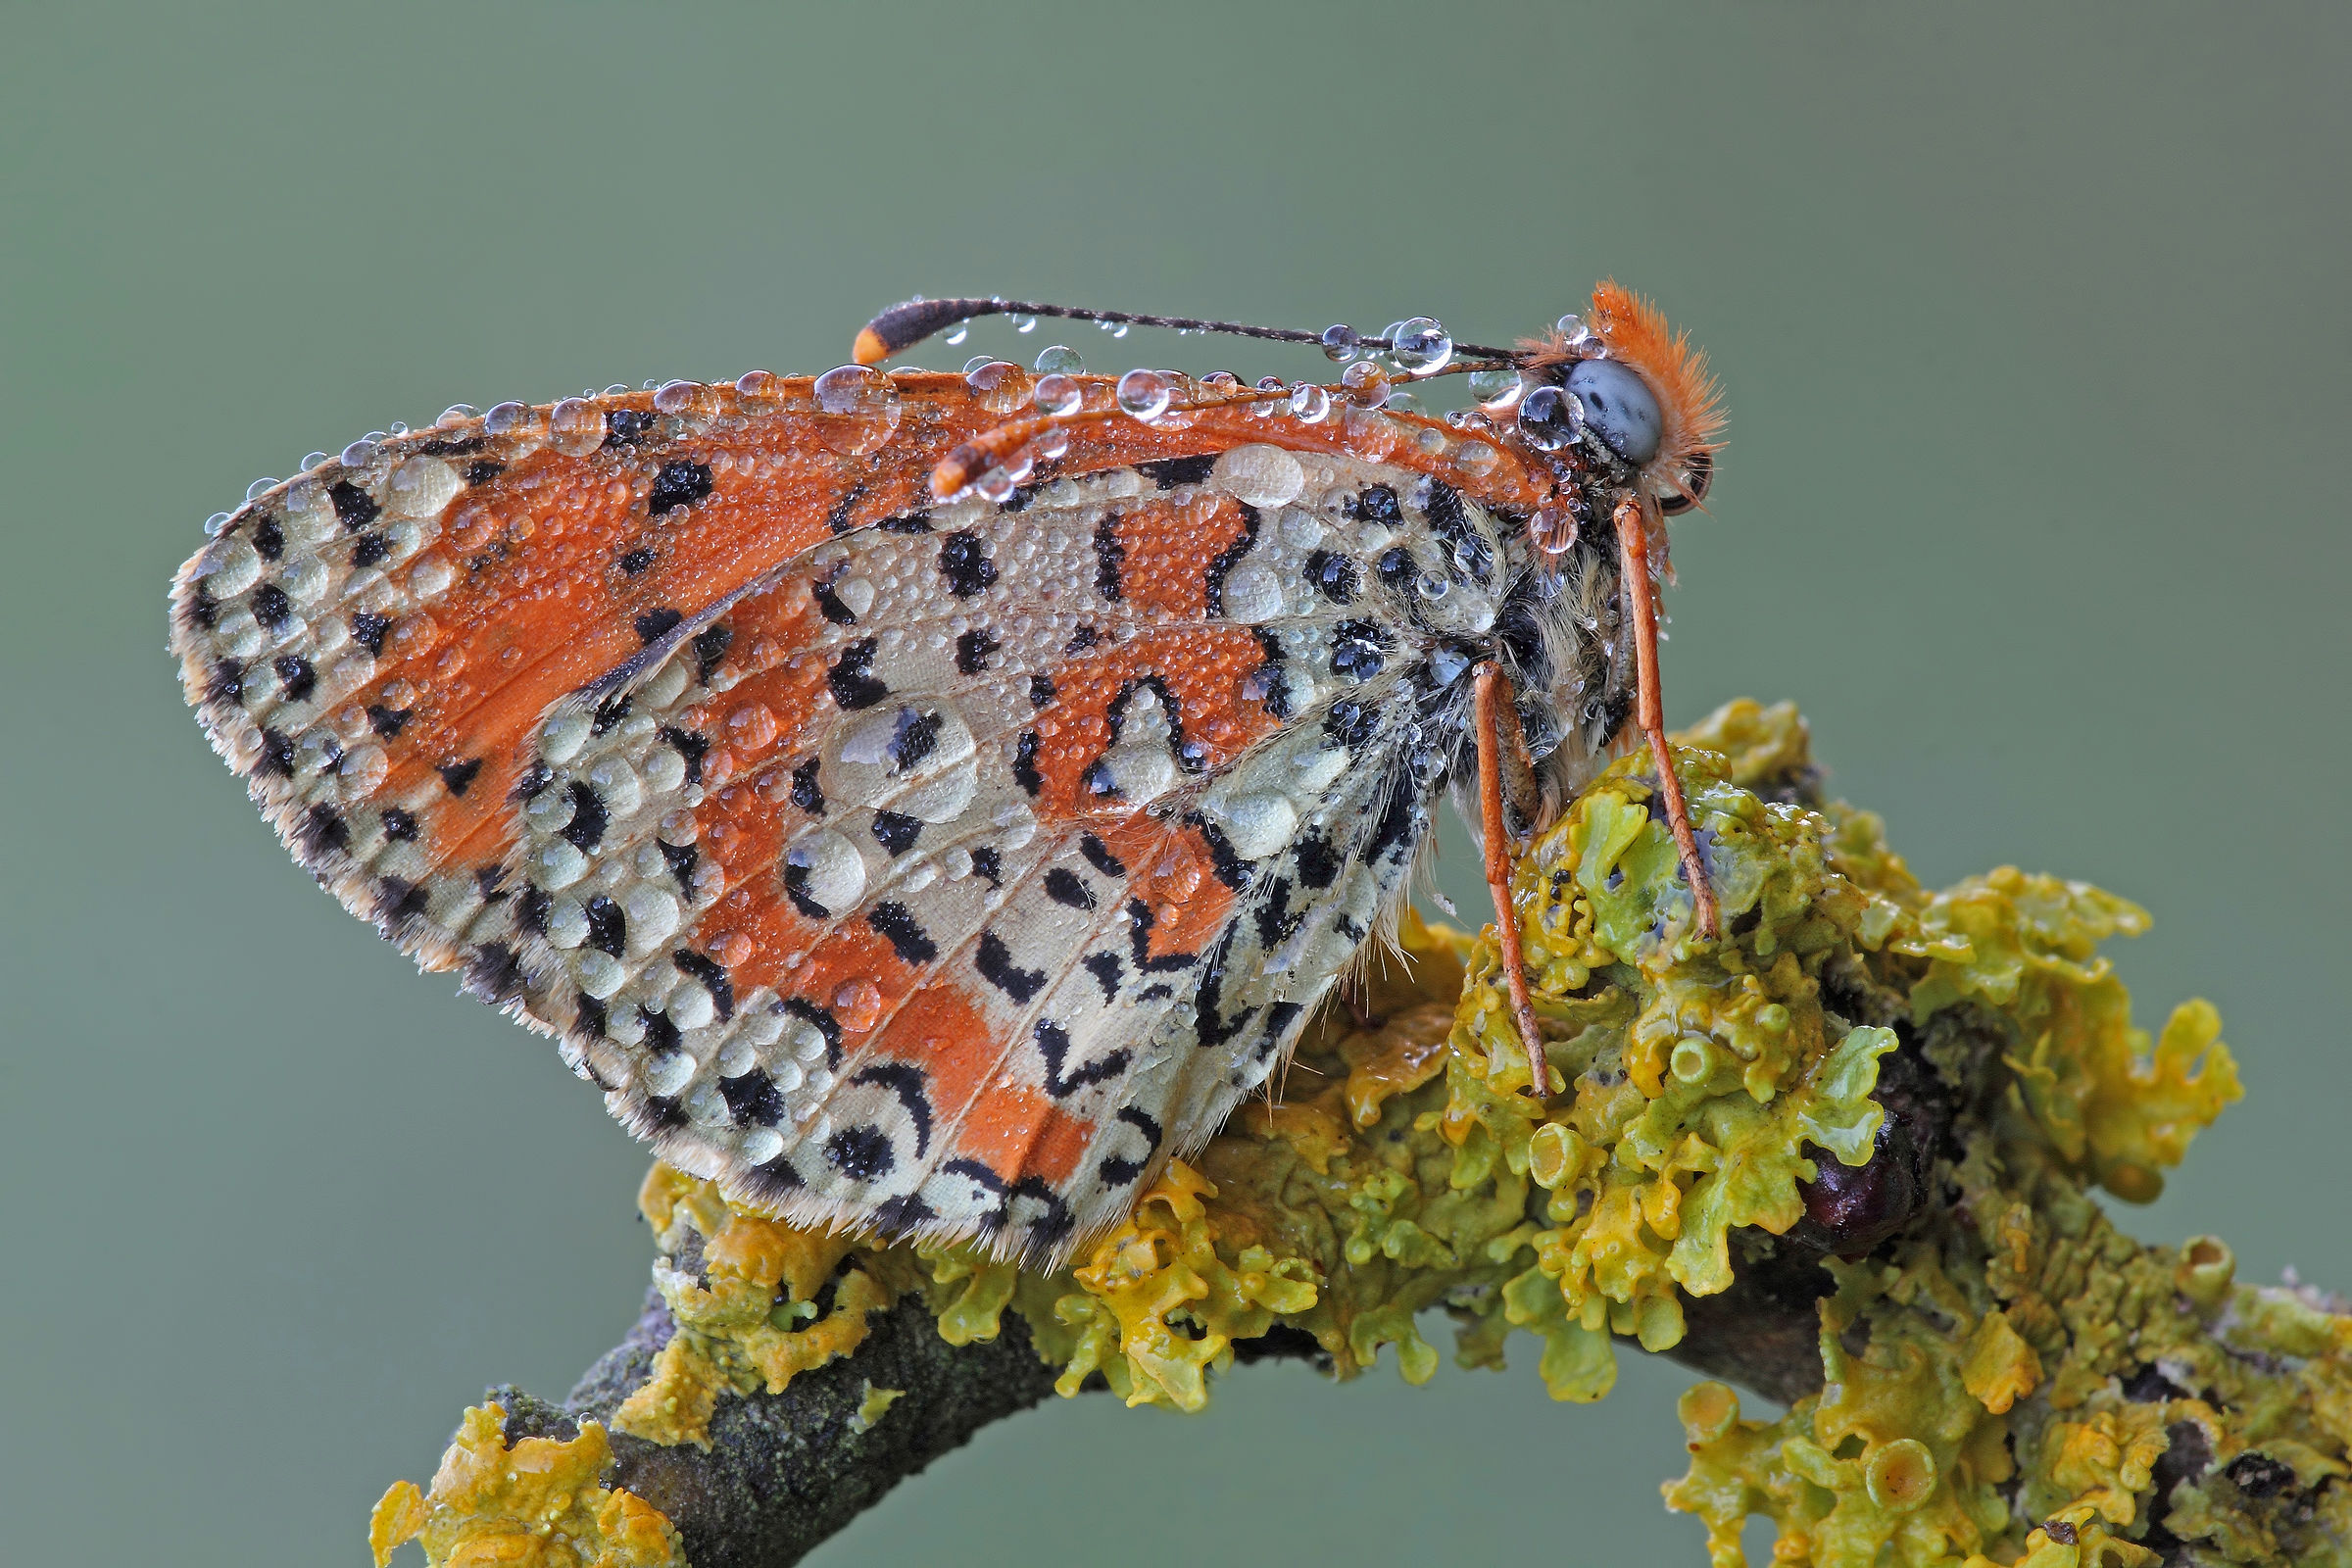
[
  {"left": 381, "top": 700, "right": 2346, "bottom": 1566},
  {"left": 370, "top": 1403, "right": 682, "bottom": 1567}
]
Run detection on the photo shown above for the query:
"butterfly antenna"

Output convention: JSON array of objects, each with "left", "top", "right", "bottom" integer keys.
[{"left": 854, "top": 296, "right": 1520, "bottom": 366}]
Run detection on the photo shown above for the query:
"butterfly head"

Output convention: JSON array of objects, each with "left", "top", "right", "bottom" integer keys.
[{"left": 1515, "top": 281, "right": 1723, "bottom": 517}]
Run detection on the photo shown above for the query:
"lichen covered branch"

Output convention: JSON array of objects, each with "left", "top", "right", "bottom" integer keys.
[{"left": 373, "top": 702, "right": 2352, "bottom": 1568}]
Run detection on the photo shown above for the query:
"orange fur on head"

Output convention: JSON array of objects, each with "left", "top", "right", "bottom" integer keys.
[{"left": 1587, "top": 280, "right": 1724, "bottom": 483}]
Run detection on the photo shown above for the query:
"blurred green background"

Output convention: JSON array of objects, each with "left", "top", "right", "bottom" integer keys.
[{"left": 3, "top": 4, "right": 2345, "bottom": 1563}]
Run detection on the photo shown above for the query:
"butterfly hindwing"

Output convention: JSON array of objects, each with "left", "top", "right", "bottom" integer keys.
[{"left": 172, "top": 370, "right": 1554, "bottom": 1260}]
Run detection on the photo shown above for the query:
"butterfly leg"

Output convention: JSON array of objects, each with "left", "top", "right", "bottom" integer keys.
[
  {"left": 1473, "top": 661, "right": 1553, "bottom": 1098},
  {"left": 1614, "top": 496, "right": 1721, "bottom": 940}
]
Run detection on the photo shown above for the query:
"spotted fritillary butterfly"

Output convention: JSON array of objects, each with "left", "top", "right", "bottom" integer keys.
[{"left": 171, "top": 282, "right": 1722, "bottom": 1260}]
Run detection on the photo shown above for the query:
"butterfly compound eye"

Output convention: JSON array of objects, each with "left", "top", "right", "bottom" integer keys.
[{"left": 1564, "top": 359, "right": 1664, "bottom": 466}]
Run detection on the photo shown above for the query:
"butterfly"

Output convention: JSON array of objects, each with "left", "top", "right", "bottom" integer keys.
[{"left": 170, "top": 281, "right": 1722, "bottom": 1262}]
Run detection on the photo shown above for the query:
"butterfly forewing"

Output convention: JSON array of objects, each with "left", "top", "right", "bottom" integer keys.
[{"left": 172, "top": 371, "right": 1549, "bottom": 1260}]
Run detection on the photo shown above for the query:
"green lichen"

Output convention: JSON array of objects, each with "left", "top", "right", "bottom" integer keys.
[{"left": 380, "top": 698, "right": 2343, "bottom": 1567}]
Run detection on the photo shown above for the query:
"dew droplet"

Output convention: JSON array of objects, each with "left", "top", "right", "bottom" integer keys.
[
  {"left": 1010, "top": 314, "right": 1038, "bottom": 335},
  {"left": 1554, "top": 313, "right": 1585, "bottom": 340},
  {"left": 811, "top": 365, "right": 902, "bottom": 456},
  {"left": 203, "top": 511, "right": 232, "bottom": 537},
  {"left": 1320, "top": 323, "right": 1361, "bottom": 363},
  {"left": 339, "top": 438, "right": 379, "bottom": 468},
  {"left": 1033, "top": 344, "right": 1084, "bottom": 376},
  {"left": 1116, "top": 368, "right": 1172, "bottom": 423},
  {"left": 1384, "top": 390, "right": 1422, "bottom": 416},
  {"left": 734, "top": 369, "right": 778, "bottom": 401},
  {"left": 1031, "top": 424, "right": 1071, "bottom": 462},
  {"left": 387, "top": 420, "right": 411, "bottom": 436},
  {"left": 300, "top": 451, "right": 329, "bottom": 471},
  {"left": 1391, "top": 318, "right": 1452, "bottom": 376},
  {"left": 1250, "top": 376, "right": 1285, "bottom": 419},
  {"left": 943, "top": 320, "right": 969, "bottom": 346},
  {"left": 833, "top": 978, "right": 884, "bottom": 1032},
  {"left": 1288, "top": 383, "right": 1331, "bottom": 423},
  {"left": 1453, "top": 440, "right": 1499, "bottom": 477},
  {"left": 438, "top": 404, "right": 478, "bottom": 428},
  {"left": 974, "top": 466, "right": 1018, "bottom": 504},
  {"left": 246, "top": 477, "right": 279, "bottom": 502},
  {"left": 1340, "top": 361, "right": 1391, "bottom": 408},
  {"left": 964, "top": 358, "right": 1032, "bottom": 415},
  {"left": 1531, "top": 505, "right": 1580, "bottom": 556},
  {"left": 484, "top": 401, "right": 530, "bottom": 434},
  {"left": 1033, "top": 373, "right": 1083, "bottom": 417},
  {"left": 653, "top": 379, "right": 703, "bottom": 415},
  {"left": 1516, "top": 385, "right": 1585, "bottom": 452},
  {"left": 1466, "top": 368, "right": 1517, "bottom": 405},
  {"left": 548, "top": 398, "right": 605, "bottom": 457}
]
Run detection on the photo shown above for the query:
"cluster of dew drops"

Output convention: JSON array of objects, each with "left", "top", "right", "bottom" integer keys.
[
  {"left": 905, "top": 306, "right": 1615, "bottom": 514},
  {"left": 208, "top": 306, "right": 1608, "bottom": 543}
]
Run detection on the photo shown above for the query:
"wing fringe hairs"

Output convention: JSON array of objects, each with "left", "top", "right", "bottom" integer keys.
[{"left": 373, "top": 701, "right": 2340, "bottom": 1568}]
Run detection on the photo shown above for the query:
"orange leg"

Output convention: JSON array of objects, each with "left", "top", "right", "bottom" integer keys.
[
  {"left": 1473, "top": 662, "right": 1552, "bottom": 1098},
  {"left": 1615, "top": 497, "right": 1720, "bottom": 940}
]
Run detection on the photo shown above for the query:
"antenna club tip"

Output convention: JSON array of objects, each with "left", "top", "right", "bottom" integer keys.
[{"left": 851, "top": 326, "right": 891, "bottom": 367}]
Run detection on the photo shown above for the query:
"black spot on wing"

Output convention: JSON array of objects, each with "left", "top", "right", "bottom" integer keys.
[
  {"left": 1294, "top": 828, "right": 1341, "bottom": 890},
  {"left": 1028, "top": 672, "right": 1055, "bottom": 710},
  {"left": 1079, "top": 834, "right": 1126, "bottom": 878},
  {"left": 592, "top": 690, "right": 633, "bottom": 734},
  {"left": 1043, "top": 867, "right": 1096, "bottom": 910},
  {"left": 438, "top": 758, "right": 483, "bottom": 797},
  {"left": 635, "top": 608, "right": 684, "bottom": 645},
  {"left": 352, "top": 532, "right": 391, "bottom": 568},
  {"left": 1137, "top": 454, "right": 1217, "bottom": 489},
  {"left": 604, "top": 409, "right": 659, "bottom": 448},
  {"left": 956, "top": 627, "right": 1001, "bottom": 675},
  {"left": 867, "top": 901, "right": 938, "bottom": 965},
  {"left": 251, "top": 515, "right": 283, "bottom": 561},
  {"left": 790, "top": 758, "right": 824, "bottom": 814},
  {"left": 1033, "top": 1019, "right": 1130, "bottom": 1098},
  {"left": 827, "top": 638, "right": 887, "bottom": 710},
  {"left": 975, "top": 931, "right": 1046, "bottom": 1003},
  {"left": 329, "top": 480, "right": 379, "bottom": 530},
  {"left": 722, "top": 1069, "right": 788, "bottom": 1129},
  {"left": 300, "top": 804, "right": 349, "bottom": 858},
  {"left": 662, "top": 724, "right": 709, "bottom": 783},
  {"left": 560, "top": 781, "right": 608, "bottom": 852},
  {"left": 647, "top": 459, "right": 713, "bottom": 515},
  {"left": 1306, "top": 549, "right": 1358, "bottom": 604},
  {"left": 825, "top": 1123, "right": 894, "bottom": 1180},
  {"left": 583, "top": 894, "right": 625, "bottom": 956},
  {"left": 850, "top": 1062, "right": 933, "bottom": 1156},
  {"left": 1093, "top": 512, "right": 1125, "bottom": 602},
  {"left": 693, "top": 624, "right": 732, "bottom": 684},
  {"left": 1202, "top": 503, "right": 1261, "bottom": 616},
  {"left": 1097, "top": 1105, "right": 1164, "bottom": 1186},
  {"left": 937, "top": 530, "right": 997, "bottom": 597},
  {"left": 367, "top": 703, "right": 412, "bottom": 738},
  {"left": 619, "top": 546, "right": 656, "bottom": 574},
  {"left": 870, "top": 810, "right": 920, "bottom": 856},
  {"left": 1012, "top": 731, "right": 1041, "bottom": 795},
  {"left": 659, "top": 838, "right": 699, "bottom": 888},
  {"left": 969, "top": 846, "right": 1002, "bottom": 888},
  {"left": 273, "top": 655, "right": 316, "bottom": 703},
  {"left": 667, "top": 950, "right": 729, "bottom": 1024},
  {"left": 380, "top": 807, "right": 417, "bottom": 842},
  {"left": 349, "top": 612, "right": 390, "bottom": 657},
  {"left": 1083, "top": 951, "right": 1124, "bottom": 1004},
  {"left": 250, "top": 582, "right": 293, "bottom": 633}
]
